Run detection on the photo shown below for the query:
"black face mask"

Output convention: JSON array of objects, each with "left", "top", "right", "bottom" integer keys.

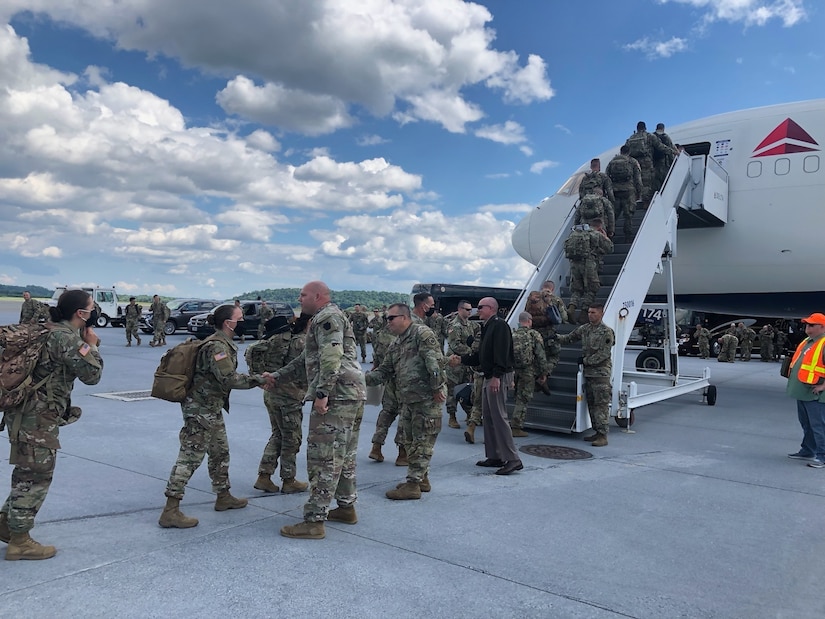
[
  {"left": 425, "top": 307, "right": 436, "bottom": 317},
  {"left": 84, "top": 309, "right": 99, "bottom": 328},
  {"left": 233, "top": 321, "right": 245, "bottom": 337}
]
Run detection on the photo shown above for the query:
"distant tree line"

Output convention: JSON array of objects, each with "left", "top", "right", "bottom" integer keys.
[
  {"left": 0, "top": 284, "right": 53, "bottom": 298},
  {"left": 240, "top": 288, "right": 409, "bottom": 309}
]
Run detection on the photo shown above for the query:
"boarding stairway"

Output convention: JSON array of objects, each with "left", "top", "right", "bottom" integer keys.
[{"left": 506, "top": 152, "right": 729, "bottom": 433}]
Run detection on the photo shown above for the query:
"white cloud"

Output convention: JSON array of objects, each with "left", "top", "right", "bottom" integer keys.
[
  {"left": 660, "top": 0, "right": 807, "bottom": 27},
  {"left": 357, "top": 134, "right": 389, "bottom": 146},
  {"left": 624, "top": 36, "right": 688, "bottom": 59},
  {"left": 478, "top": 203, "right": 534, "bottom": 214},
  {"left": 474, "top": 120, "right": 526, "bottom": 145},
  {"left": 530, "top": 160, "right": 559, "bottom": 174},
  {"left": 554, "top": 124, "right": 572, "bottom": 135}
]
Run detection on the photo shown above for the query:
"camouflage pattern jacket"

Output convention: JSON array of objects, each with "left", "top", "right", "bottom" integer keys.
[
  {"left": 256, "top": 330, "right": 307, "bottom": 401},
  {"left": 558, "top": 322, "right": 615, "bottom": 378},
  {"left": 578, "top": 170, "right": 615, "bottom": 204},
  {"left": 188, "top": 330, "right": 263, "bottom": 413},
  {"left": 2, "top": 320, "right": 103, "bottom": 449},
  {"left": 124, "top": 303, "right": 142, "bottom": 320},
  {"left": 527, "top": 291, "right": 568, "bottom": 332},
  {"left": 19, "top": 298, "right": 46, "bottom": 324},
  {"left": 606, "top": 153, "right": 643, "bottom": 196},
  {"left": 512, "top": 326, "right": 549, "bottom": 375},
  {"left": 151, "top": 299, "right": 169, "bottom": 323},
  {"left": 366, "top": 323, "right": 445, "bottom": 402},
  {"left": 349, "top": 310, "right": 369, "bottom": 335},
  {"left": 276, "top": 303, "right": 366, "bottom": 402}
]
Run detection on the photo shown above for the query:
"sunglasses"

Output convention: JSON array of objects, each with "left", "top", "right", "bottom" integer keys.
[
  {"left": 386, "top": 315, "right": 403, "bottom": 321},
  {"left": 477, "top": 304, "right": 490, "bottom": 310}
]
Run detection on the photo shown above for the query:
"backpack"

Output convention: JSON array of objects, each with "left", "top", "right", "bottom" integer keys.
[
  {"left": 0, "top": 323, "right": 52, "bottom": 411},
  {"left": 564, "top": 230, "right": 590, "bottom": 260},
  {"left": 608, "top": 156, "right": 632, "bottom": 183},
  {"left": 244, "top": 332, "right": 291, "bottom": 374},
  {"left": 151, "top": 337, "right": 209, "bottom": 402},
  {"left": 579, "top": 172, "right": 601, "bottom": 196},
  {"left": 512, "top": 331, "right": 534, "bottom": 369},
  {"left": 525, "top": 291, "right": 547, "bottom": 321},
  {"left": 578, "top": 195, "right": 604, "bottom": 221},
  {"left": 626, "top": 132, "right": 651, "bottom": 160}
]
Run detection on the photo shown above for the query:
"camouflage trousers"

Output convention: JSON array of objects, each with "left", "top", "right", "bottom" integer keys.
[
  {"left": 585, "top": 376, "right": 611, "bottom": 435},
  {"left": 371, "top": 379, "right": 402, "bottom": 446},
  {"left": 258, "top": 392, "right": 304, "bottom": 481},
  {"left": 760, "top": 340, "right": 774, "bottom": 361},
  {"left": 570, "top": 259, "right": 599, "bottom": 311},
  {"left": 304, "top": 400, "right": 363, "bottom": 522},
  {"left": 718, "top": 339, "right": 738, "bottom": 363},
  {"left": 638, "top": 157, "right": 655, "bottom": 204},
  {"left": 511, "top": 369, "right": 537, "bottom": 430},
  {"left": 354, "top": 332, "right": 367, "bottom": 360},
  {"left": 2, "top": 441, "right": 55, "bottom": 533},
  {"left": 152, "top": 323, "right": 165, "bottom": 346},
  {"left": 613, "top": 188, "right": 636, "bottom": 238},
  {"left": 698, "top": 339, "right": 710, "bottom": 358},
  {"left": 445, "top": 364, "right": 471, "bottom": 417},
  {"left": 125, "top": 318, "right": 140, "bottom": 344},
  {"left": 165, "top": 405, "right": 231, "bottom": 499},
  {"left": 399, "top": 399, "right": 442, "bottom": 483},
  {"left": 740, "top": 341, "right": 753, "bottom": 360},
  {"left": 468, "top": 373, "right": 484, "bottom": 426}
]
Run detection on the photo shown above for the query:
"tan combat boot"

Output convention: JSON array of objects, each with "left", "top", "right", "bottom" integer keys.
[
  {"left": 327, "top": 505, "right": 358, "bottom": 524},
  {"left": 281, "top": 478, "right": 309, "bottom": 494},
  {"left": 511, "top": 427, "right": 529, "bottom": 438},
  {"left": 464, "top": 423, "right": 476, "bottom": 444},
  {"left": 590, "top": 433, "right": 608, "bottom": 447},
  {"left": 126, "top": 341, "right": 131, "bottom": 347},
  {"left": 214, "top": 491, "right": 248, "bottom": 511},
  {"left": 280, "top": 521, "right": 325, "bottom": 539},
  {"left": 368, "top": 443, "right": 384, "bottom": 462},
  {"left": 419, "top": 475, "right": 431, "bottom": 493},
  {"left": 136, "top": 335, "right": 141, "bottom": 346},
  {"left": 158, "top": 497, "right": 199, "bottom": 528},
  {"left": 0, "top": 512, "right": 10, "bottom": 543},
  {"left": 386, "top": 481, "right": 421, "bottom": 500},
  {"left": 395, "top": 445, "right": 408, "bottom": 467},
  {"left": 448, "top": 414, "right": 460, "bottom": 429},
  {"left": 582, "top": 432, "right": 599, "bottom": 442},
  {"left": 5, "top": 532, "right": 57, "bottom": 561},
  {"left": 254, "top": 475, "right": 280, "bottom": 493}
]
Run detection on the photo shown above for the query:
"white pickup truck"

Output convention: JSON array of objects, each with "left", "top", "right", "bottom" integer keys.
[{"left": 50, "top": 286, "right": 124, "bottom": 328}]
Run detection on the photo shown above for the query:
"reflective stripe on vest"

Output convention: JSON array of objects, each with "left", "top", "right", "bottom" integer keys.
[{"left": 790, "top": 336, "right": 825, "bottom": 384}]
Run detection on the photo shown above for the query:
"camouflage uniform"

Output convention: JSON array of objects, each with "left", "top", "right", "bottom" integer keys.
[
  {"left": 253, "top": 329, "right": 307, "bottom": 483},
  {"left": 274, "top": 303, "right": 366, "bottom": 522},
  {"left": 425, "top": 311, "right": 447, "bottom": 352},
  {"left": 19, "top": 298, "right": 47, "bottom": 324},
  {"left": 525, "top": 290, "right": 567, "bottom": 374},
  {"left": 565, "top": 227, "right": 614, "bottom": 312},
  {"left": 370, "top": 324, "right": 402, "bottom": 450},
  {"left": 150, "top": 298, "right": 168, "bottom": 346},
  {"left": 575, "top": 193, "right": 615, "bottom": 239},
  {"left": 625, "top": 130, "right": 673, "bottom": 204},
  {"left": 578, "top": 170, "right": 615, "bottom": 204},
  {"left": 653, "top": 130, "right": 676, "bottom": 191},
  {"left": 511, "top": 325, "right": 549, "bottom": 431},
  {"left": 349, "top": 309, "right": 369, "bottom": 362},
  {"left": 257, "top": 304, "right": 275, "bottom": 340},
  {"left": 759, "top": 326, "right": 775, "bottom": 361},
  {"left": 558, "top": 321, "right": 615, "bottom": 436},
  {"left": 1, "top": 321, "right": 103, "bottom": 534},
  {"left": 445, "top": 314, "right": 479, "bottom": 420},
  {"left": 695, "top": 327, "right": 711, "bottom": 358},
  {"left": 164, "top": 330, "right": 265, "bottom": 500},
  {"left": 123, "top": 302, "right": 142, "bottom": 346},
  {"left": 606, "top": 153, "right": 643, "bottom": 240},
  {"left": 775, "top": 330, "right": 788, "bottom": 360},
  {"left": 717, "top": 334, "right": 738, "bottom": 363},
  {"left": 366, "top": 323, "right": 446, "bottom": 484},
  {"left": 739, "top": 327, "right": 756, "bottom": 361}
]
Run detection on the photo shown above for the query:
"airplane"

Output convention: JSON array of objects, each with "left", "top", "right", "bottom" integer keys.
[{"left": 511, "top": 99, "right": 825, "bottom": 318}]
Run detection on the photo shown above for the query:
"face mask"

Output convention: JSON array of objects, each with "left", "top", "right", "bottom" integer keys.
[
  {"left": 425, "top": 307, "right": 436, "bottom": 317},
  {"left": 84, "top": 309, "right": 99, "bottom": 328},
  {"left": 233, "top": 321, "right": 244, "bottom": 336}
]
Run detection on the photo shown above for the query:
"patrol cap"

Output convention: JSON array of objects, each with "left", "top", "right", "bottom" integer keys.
[{"left": 801, "top": 313, "right": 825, "bottom": 326}]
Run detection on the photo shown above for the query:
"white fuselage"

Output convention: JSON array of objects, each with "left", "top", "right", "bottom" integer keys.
[{"left": 512, "top": 100, "right": 825, "bottom": 316}]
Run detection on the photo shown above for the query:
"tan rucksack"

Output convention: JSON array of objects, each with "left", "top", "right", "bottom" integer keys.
[
  {"left": 151, "top": 337, "right": 210, "bottom": 402},
  {"left": 0, "top": 323, "right": 52, "bottom": 412}
]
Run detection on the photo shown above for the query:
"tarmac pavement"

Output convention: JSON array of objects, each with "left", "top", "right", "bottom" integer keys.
[{"left": 1, "top": 301, "right": 823, "bottom": 618}]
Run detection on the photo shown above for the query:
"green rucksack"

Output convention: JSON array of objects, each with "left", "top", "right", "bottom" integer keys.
[
  {"left": 626, "top": 132, "right": 651, "bottom": 160},
  {"left": 578, "top": 172, "right": 601, "bottom": 196},
  {"left": 244, "top": 331, "right": 291, "bottom": 374},
  {"left": 564, "top": 230, "right": 590, "bottom": 260},
  {"left": 608, "top": 156, "right": 633, "bottom": 182},
  {"left": 578, "top": 194, "right": 604, "bottom": 221},
  {"left": 151, "top": 337, "right": 210, "bottom": 402},
  {"left": 0, "top": 323, "right": 52, "bottom": 412}
]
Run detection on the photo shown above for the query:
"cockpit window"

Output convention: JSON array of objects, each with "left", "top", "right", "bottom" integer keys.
[{"left": 556, "top": 172, "right": 585, "bottom": 197}]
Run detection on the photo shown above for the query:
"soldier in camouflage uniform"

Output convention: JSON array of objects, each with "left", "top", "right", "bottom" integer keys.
[
  {"left": 248, "top": 314, "right": 310, "bottom": 495},
  {"left": 653, "top": 123, "right": 677, "bottom": 192},
  {"left": 510, "top": 312, "right": 549, "bottom": 438},
  {"left": 18, "top": 291, "right": 47, "bottom": 325},
  {"left": 273, "top": 281, "right": 366, "bottom": 538},
  {"left": 738, "top": 322, "right": 756, "bottom": 361},
  {"left": 1, "top": 290, "right": 103, "bottom": 560},
  {"left": 425, "top": 308, "right": 448, "bottom": 352},
  {"left": 526, "top": 281, "right": 568, "bottom": 377},
  {"left": 564, "top": 219, "right": 614, "bottom": 324},
  {"left": 717, "top": 333, "right": 738, "bottom": 363},
  {"left": 257, "top": 300, "right": 275, "bottom": 340},
  {"left": 160, "top": 304, "right": 269, "bottom": 530},
  {"left": 149, "top": 295, "right": 167, "bottom": 347},
  {"left": 444, "top": 301, "right": 477, "bottom": 429},
  {"left": 578, "top": 158, "right": 615, "bottom": 204},
  {"left": 348, "top": 304, "right": 369, "bottom": 363},
  {"left": 123, "top": 297, "right": 142, "bottom": 347},
  {"left": 759, "top": 324, "right": 775, "bottom": 361},
  {"left": 367, "top": 321, "right": 406, "bottom": 466},
  {"left": 695, "top": 324, "right": 711, "bottom": 359},
  {"left": 366, "top": 303, "right": 446, "bottom": 500},
  {"left": 625, "top": 121, "right": 677, "bottom": 206},
  {"left": 575, "top": 187, "right": 615, "bottom": 239},
  {"left": 774, "top": 328, "right": 789, "bottom": 361},
  {"left": 557, "top": 303, "right": 615, "bottom": 446},
  {"left": 606, "top": 145, "right": 644, "bottom": 242}
]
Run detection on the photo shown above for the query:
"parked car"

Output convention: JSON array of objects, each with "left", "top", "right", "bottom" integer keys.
[
  {"left": 141, "top": 299, "right": 221, "bottom": 335},
  {"left": 187, "top": 300, "right": 294, "bottom": 340}
]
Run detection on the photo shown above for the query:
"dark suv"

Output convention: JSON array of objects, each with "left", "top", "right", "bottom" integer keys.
[
  {"left": 141, "top": 299, "right": 221, "bottom": 336},
  {"left": 187, "top": 300, "right": 294, "bottom": 340}
]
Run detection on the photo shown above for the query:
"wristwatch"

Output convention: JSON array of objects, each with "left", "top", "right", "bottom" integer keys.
[{"left": 315, "top": 390, "right": 327, "bottom": 399}]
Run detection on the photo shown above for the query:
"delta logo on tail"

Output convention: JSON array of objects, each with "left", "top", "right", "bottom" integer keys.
[{"left": 751, "top": 118, "right": 819, "bottom": 157}]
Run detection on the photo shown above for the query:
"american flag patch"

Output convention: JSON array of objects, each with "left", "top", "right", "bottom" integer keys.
[
  {"left": 79, "top": 343, "right": 91, "bottom": 356},
  {"left": 214, "top": 352, "right": 227, "bottom": 361}
]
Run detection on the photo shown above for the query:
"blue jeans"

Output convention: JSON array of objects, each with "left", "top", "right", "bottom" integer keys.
[{"left": 796, "top": 399, "right": 825, "bottom": 460}]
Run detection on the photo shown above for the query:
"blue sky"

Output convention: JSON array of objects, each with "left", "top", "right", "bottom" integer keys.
[{"left": 1, "top": 0, "right": 822, "bottom": 299}]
